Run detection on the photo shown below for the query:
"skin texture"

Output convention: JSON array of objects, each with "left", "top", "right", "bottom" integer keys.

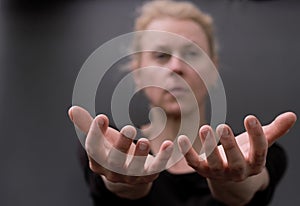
[{"left": 68, "top": 17, "right": 297, "bottom": 204}]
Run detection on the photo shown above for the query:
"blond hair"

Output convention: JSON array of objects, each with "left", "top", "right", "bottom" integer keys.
[{"left": 133, "top": 0, "right": 217, "bottom": 59}]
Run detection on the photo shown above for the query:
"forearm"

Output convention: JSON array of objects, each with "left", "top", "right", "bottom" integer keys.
[
  {"left": 207, "top": 168, "right": 270, "bottom": 206},
  {"left": 101, "top": 175, "right": 152, "bottom": 199}
]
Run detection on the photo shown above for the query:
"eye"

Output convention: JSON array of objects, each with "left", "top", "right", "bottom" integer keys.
[
  {"left": 153, "top": 52, "right": 171, "bottom": 60},
  {"left": 184, "top": 50, "right": 200, "bottom": 58}
]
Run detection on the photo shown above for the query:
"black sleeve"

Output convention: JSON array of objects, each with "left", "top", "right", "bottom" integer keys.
[{"left": 246, "top": 142, "right": 288, "bottom": 205}]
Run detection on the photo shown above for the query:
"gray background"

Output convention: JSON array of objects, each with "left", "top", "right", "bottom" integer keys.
[{"left": 1, "top": 0, "right": 299, "bottom": 205}]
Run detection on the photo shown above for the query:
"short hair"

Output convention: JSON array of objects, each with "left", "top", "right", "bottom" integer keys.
[{"left": 133, "top": 0, "right": 217, "bottom": 58}]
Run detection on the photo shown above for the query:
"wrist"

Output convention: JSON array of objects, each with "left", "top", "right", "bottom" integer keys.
[
  {"left": 102, "top": 175, "right": 152, "bottom": 199},
  {"left": 207, "top": 167, "right": 270, "bottom": 205}
]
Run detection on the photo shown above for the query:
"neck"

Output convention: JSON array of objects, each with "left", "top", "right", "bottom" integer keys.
[{"left": 141, "top": 104, "right": 206, "bottom": 155}]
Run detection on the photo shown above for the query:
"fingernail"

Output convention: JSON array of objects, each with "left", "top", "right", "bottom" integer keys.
[
  {"left": 123, "top": 129, "right": 133, "bottom": 138},
  {"left": 249, "top": 118, "right": 257, "bottom": 128},
  {"left": 121, "top": 125, "right": 136, "bottom": 139},
  {"left": 222, "top": 127, "right": 230, "bottom": 137},
  {"left": 139, "top": 142, "right": 148, "bottom": 151},
  {"left": 164, "top": 145, "right": 173, "bottom": 153},
  {"left": 201, "top": 128, "right": 209, "bottom": 138},
  {"left": 98, "top": 118, "right": 104, "bottom": 127},
  {"left": 178, "top": 136, "right": 190, "bottom": 154}
]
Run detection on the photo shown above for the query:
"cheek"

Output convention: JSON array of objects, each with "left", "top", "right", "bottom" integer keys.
[
  {"left": 139, "top": 53, "right": 155, "bottom": 68},
  {"left": 188, "top": 74, "right": 208, "bottom": 101},
  {"left": 143, "top": 87, "right": 163, "bottom": 104}
]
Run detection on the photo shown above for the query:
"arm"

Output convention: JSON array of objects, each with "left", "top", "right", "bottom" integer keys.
[{"left": 178, "top": 112, "right": 296, "bottom": 205}]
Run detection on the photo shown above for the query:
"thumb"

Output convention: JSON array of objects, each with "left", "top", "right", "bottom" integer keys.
[
  {"left": 68, "top": 105, "right": 93, "bottom": 134},
  {"left": 263, "top": 111, "right": 297, "bottom": 146}
]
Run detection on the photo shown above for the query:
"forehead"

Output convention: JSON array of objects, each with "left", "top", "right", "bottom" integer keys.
[{"left": 140, "top": 18, "right": 209, "bottom": 52}]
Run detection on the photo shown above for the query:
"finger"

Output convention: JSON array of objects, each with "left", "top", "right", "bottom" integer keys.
[
  {"left": 127, "top": 138, "right": 150, "bottom": 175},
  {"left": 95, "top": 114, "right": 109, "bottom": 135},
  {"left": 147, "top": 140, "right": 173, "bottom": 174},
  {"left": 178, "top": 135, "right": 207, "bottom": 171},
  {"left": 85, "top": 116, "right": 108, "bottom": 166},
  {"left": 116, "top": 125, "right": 136, "bottom": 153},
  {"left": 262, "top": 111, "right": 297, "bottom": 146},
  {"left": 219, "top": 124, "right": 247, "bottom": 181},
  {"left": 107, "top": 125, "right": 136, "bottom": 171},
  {"left": 244, "top": 115, "right": 267, "bottom": 173},
  {"left": 133, "top": 138, "right": 151, "bottom": 156},
  {"left": 88, "top": 156, "right": 106, "bottom": 174},
  {"left": 200, "top": 125, "right": 223, "bottom": 171},
  {"left": 68, "top": 105, "right": 93, "bottom": 134}
]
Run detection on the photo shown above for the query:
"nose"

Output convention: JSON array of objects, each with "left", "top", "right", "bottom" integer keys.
[{"left": 167, "top": 55, "right": 184, "bottom": 75}]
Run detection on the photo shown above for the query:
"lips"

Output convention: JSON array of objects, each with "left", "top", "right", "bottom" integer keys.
[{"left": 167, "top": 87, "right": 189, "bottom": 96}]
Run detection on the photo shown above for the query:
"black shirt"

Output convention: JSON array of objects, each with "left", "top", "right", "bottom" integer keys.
[{"left": 77, "top": 141, "right": 287, "bottom": 206}]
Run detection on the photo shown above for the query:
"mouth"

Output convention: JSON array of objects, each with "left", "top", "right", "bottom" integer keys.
[{"left": 167, "top": 87, "right": 189, "bottom": 96}]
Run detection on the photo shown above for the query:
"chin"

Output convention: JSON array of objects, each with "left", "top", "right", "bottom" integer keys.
[{"left": 164, "top": 104, "right": 192, "bottom": 118}]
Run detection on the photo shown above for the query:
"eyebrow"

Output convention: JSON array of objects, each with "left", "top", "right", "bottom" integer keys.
[
  {"left": 151, "top": 45, "right": 170, "bottom": 52},
  {"left": 182, "top": 43, "right": 200, "bottom": 50},
  {"left": 150, "top": 43, "right": 199, "bottom": 52}
]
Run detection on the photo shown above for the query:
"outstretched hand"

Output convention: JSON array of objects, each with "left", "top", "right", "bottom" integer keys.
[
  {"left": 68, "top": 106, "right": 174, "bottom": 185},
  {"left": 178, "top": 112, "right": 297, "bottom": 182}
]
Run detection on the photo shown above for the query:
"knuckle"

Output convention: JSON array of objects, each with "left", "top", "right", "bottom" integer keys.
[
  {"left": 117, "top": 144, "right": 130, "bottom": 153},
  {"left": 230, "top": 163, "right": 246, "bottom": 176},
  {"left": 210, "top": 165, "right": 223, "bottom": 174},
  {"left": 89, "top": 160, "right": 100, "bottom": 173},
  {"left": 124, "top": 176, "right": 135, "bottom": 184},
  {"left": 249, "top": 154, "right": 266, "bottom": 172},
  {"left": 222, "top": 138, "right": 236, "bottom": 151},
  {"left": 106, "top": 173, "right": 121, "bottom": 183},
  {"left": 249, "top": 165, "right": 264, "bottom": 175},
  {"left": 253, "top": 151, "right": 267, "bottom": 163},
  {"left": 186, "top": 158, "right": 200, "bottom": 168},
  {"left": 188, "top": 160, "right": 207, "bottom": 174}
]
